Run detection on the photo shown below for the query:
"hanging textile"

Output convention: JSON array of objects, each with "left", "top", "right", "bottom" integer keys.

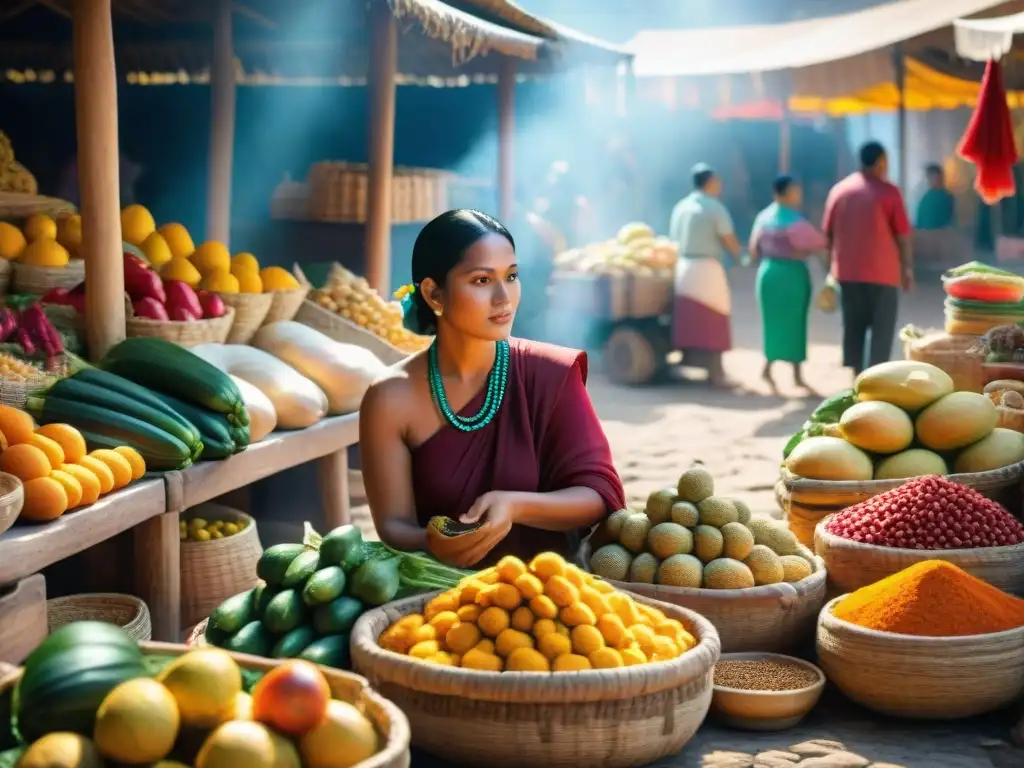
[
  {"left": 957, "top": 59, "right": 1018, "bottom": 205},
  {"left": 954, "top": 12, "right": 1024, "bottom": 62}
]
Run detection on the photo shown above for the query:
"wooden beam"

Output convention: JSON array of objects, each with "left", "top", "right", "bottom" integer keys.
[
  {"left": 205, "top": 0, "right": 236, "bottom": 247},
  {"left": 73, "top": 0, "right": 124, "bottom": 361},
  {"left": 365, "top": 1, "right": 397, "bottom": 296},
  {"left": 893, "top": 44, "right": 907, "bottom": 195},
  {"left": 497, "top": 57, "right": 515, "bottom": 223}
]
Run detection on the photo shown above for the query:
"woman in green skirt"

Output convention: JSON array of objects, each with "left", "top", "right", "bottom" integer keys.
[{"left": 750, "top": 176, "right": 827, "bottom": 389}]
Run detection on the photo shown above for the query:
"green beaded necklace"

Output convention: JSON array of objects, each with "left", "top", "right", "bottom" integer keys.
[{"left": 428, "top": 340, "right": 510, "bottom": 432}]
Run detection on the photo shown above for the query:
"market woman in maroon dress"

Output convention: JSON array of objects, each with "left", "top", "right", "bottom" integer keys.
[{"left": 359, "top": 209, "right": 625, "bottom": 568}]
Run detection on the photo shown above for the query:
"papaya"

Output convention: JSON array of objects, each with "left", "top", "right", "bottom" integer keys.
[{"left": 854, "top": 361, "right": 953, "bottom": 412}]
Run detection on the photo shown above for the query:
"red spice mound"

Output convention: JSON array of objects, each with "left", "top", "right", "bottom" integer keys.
[{"left": 824, "top": 476, "right": 1024, "bottom": 549}]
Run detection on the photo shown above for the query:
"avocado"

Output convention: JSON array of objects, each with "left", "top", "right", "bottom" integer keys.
[
  {"left": 313, "top": 596, "right": 364, "bottom": 636},
  {"left": 349, "top": 557, "right": 401, "bottom": 606},
  {"left": 282, "top": 550, "right": 320, "bottom": 588},
  {"left": 203, "top": 623, "right": 230, "bottom": 648},
  {"left": 225, "top": 620, "right": 273, "bottom": 657},
  {"left": 271, "top": 625, "right": 317, "bottom": 659},
  {"left": 254, "top": 584, "right": 281, "bottom": 617},
  {"left": 298, "top": 635, "right": 350, "bottom": 669},
  {"left": 209, "top": 589, "right": 256, "bottom": 634},
  {"left": 256, "top": 543, "right": 306, "bottom": 586},
  {"left": 319, "top": 525, "right": 363, "bottom": 569},
  {"left": 302, "top": 566, "right": 347, "bottom": 606},
  {"left": 262, "top": 589, "right": 308, "bottom": 635}
]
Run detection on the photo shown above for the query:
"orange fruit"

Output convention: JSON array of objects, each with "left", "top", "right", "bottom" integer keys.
[
  {"left": 0, "top": 443, "right": 51, "bottom": 481},
  {"left": 36, "top": 423, "right": 86, "bottom": 464},
  {"left": 27, "top": 433, "right": 64, "bottom": 470},
  {"left": 75, "top": 456, "right": 115, "bottom": 494},
  {"left": 0, "top": 405, "right": 34, "bottom": 445},
  {"left": 251, "top": 660, "right": 330, "bottom": 737},
  {"left": 49, "top": 469, "right": 83, "bottom": 509},
  {"left": 20, "top": 476, "right": 68, "bottom": 522},
  {"left": 299, "top": 699, "right": 379, "bottom": 768},
  {"left": 113, "top": 446, "right": 147, "bottom": 480},
  {"left": 59, "top": 463, "right": 101, "bottom": 505},
  {"left": 88, "top": 449, "right": 133, "bottom": 489}
]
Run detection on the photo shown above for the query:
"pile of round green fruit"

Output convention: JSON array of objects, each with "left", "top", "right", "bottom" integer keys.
[{"left": 588, "top": 465, "right": 816, "bottom": 589}]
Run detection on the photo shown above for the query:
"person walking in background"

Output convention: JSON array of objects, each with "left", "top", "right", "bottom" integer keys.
[
  {"left": 750, "top": 175, "right": 827, "bottom": 390},
  {"left": 915, "top": 163, "right": 956, "bottom": 230},
  {"left": 669, "top": 163, "right": 743, "bottom": 387},
  {"left": 823, "top": 141, "right": 912, "bottom": 376}
]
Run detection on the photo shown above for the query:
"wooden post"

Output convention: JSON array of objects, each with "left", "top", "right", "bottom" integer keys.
[
  {"left": 893, "top": 44, "right": 907, "bottom": 194},
  {"left": 365, "top": 3, "right": 397, "bottom": 295},
  {"left": 497, "top": 58, "right": 515, "bottom": 223},
  {"left": 206, "top": 0, "right": 236, "bottom": 247},
  {"left": 73, "top": 0, "right": 124, "bottom": 361},
  {"left": 779, "top": 105, "right": 792, "bottom": 175},
  {"left": 316, "top": 449, "right": 350, "bottom": 529},
  {"left": 134, "top": 513, "right": 180, "bottom": 642}
]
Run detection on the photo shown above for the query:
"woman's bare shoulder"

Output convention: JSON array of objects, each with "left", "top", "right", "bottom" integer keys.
[{"left": 363, "top": 351, "right": 426, "bottom": 413}]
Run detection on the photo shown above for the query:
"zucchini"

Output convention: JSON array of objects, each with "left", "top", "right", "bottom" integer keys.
[
  {"left": 200, "top": 436, "right": 236, "bottom": 460},
  {"left": 148, "top": 392, "right": 236, "bottom": 446},
  {"left": 28, "top": 396, "right": 194, "bottom": 470},
  {"left": 49, "top": 375, "right": 200, "bottom": 451},
  {"left": 99, "top": 337, "right": 247, "bottom": 425},
  {"left": 76, "top": 429, "right": 196, "bottom": 470}
]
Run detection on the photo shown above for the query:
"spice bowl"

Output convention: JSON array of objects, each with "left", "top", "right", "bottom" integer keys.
[{"left": 710, "top": 652, "right": 825, "bottom": 731}]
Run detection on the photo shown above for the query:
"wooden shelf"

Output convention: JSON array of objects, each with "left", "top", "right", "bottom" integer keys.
[
  {"left": 0, "top": 479, "right": 166, "bottom": 586},
  {"left": 163, "top": 414, "right": 360, "bottom": 513}
]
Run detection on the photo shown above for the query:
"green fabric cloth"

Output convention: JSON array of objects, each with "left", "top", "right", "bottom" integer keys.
[
  {"left": 916, "top": 188, "right": 955, "bottom": 230},
  {"left": 757, "top": 257, "right": 812, "bottom": 364}
]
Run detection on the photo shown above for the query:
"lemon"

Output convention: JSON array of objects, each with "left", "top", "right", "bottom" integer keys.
[
  {"left": 196, "top": 720, "right": 301, "bottom": 768},
  {"left": 158, "top": 222, "right": 195, "bottom": 260},
  {"left": 56, "top": 214, "right": 83, "bottom": 252},
  {"left": 191, "top": 241, "right": 231, "bottom": 275},
  {"left": 192, "top": 529, "right": 211, "bottom": 541},
  {"left": 189, "top": 518, "right": 208, "bottom": 529},
  {"left": 210, "top": 530, "right": 224, "bottom": 539},
  {"left": 157, "top": 649, "right": 243, "bottom": 728},
  {"left": 223, "top": 522, "right": 239, "bottom": 535},
  {"left": 18, "top": 732, "right": 102, "bottom": 768},
  {"left": 299, "top": 700, "right": 379, "bottom": 768},
  {"left": 93, "top": 678, "right": 180, "bottom": 764},
  {"left": 141, "top": 231, "right": 173, "bottom": 268},
  {"left": 230, "top": 252, "right": 260, "bottom": 275},
  {"left": 0, "top": 221, "right": 26, "bottom": 260},
  {"left": 121, "top": 204, "right": 156, "bottom": 246},
  {"left": 23, "top": 213, "right": 57, "bottom": 242}
]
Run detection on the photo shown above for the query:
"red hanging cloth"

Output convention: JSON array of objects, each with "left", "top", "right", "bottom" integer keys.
[{"left": 957, "top": 59, "right": 1018, "bottom": 205}]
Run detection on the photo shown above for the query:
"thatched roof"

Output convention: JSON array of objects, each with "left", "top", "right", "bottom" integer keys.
[{"left": 0, "top": 0, "right": 630, "bottom": 86}]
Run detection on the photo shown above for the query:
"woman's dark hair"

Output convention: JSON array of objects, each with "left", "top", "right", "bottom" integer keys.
[
  {"left": 772, "top": 174, "right": 796, "bottom": 197},
  {"left": 405, "top": 209, "right": 515, "bottom": 335}
]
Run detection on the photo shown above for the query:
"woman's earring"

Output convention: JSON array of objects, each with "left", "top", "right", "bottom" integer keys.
[{"left": 433, "top": 307, "right": 443, "bottom": 317}]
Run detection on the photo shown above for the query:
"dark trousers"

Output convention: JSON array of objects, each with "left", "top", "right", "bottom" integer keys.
[{"left": 839, "top": 280, "right": 899, "bottom": 374}]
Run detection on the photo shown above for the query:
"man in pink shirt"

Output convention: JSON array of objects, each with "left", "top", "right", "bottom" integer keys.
[{"left": 823, "top": 141, "right": 913, "bottom": 375}]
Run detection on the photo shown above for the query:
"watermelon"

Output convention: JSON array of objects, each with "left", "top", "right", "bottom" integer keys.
[{"left": 943, "top": 273, "right": 1024, "bottom": 303}]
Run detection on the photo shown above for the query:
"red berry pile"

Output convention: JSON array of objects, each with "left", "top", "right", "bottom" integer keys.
[{"left": 824, "top": 476, "right": 1024, "bottom": 549}]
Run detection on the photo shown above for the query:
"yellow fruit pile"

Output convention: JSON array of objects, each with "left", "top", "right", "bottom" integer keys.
[
  {"left": 379, "top": 552, "right": 698, "bottom": 672},
  {"left": 0, "top": 130, "right": 38, "bottom": 195},
  {"left": 19, "top": 650, "right": 379, "bottom": 768},
  {"left": 310, "top": 264, "right": 430, "bottom": 354},
  {"left": 0, "top": 405, "right": 146, "bottom": 522},
  {"left": 181, "top": 515, "right": 249, "bottom": 542},
  {"left": 0, "top": 212, "right": 77, "bottom": 266}
]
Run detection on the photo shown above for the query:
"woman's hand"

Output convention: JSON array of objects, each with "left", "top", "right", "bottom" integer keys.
[{"left": 444, "top": 491, "right": 519, "bottom": 567}]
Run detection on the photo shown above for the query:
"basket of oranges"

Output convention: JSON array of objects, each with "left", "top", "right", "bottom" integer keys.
[
  {"left": 350, "top": 551, "right": 721, "bottom": 768},
  {"left": 180, "top": 503, "right": 262, "bottom": 628}
]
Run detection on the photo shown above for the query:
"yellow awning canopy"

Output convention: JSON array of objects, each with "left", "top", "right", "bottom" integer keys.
[{"left": 790, "top": 57, "right": 1024, "bottom": 115}]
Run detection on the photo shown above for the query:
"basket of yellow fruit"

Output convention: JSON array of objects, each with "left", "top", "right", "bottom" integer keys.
[
  {"left": 351, "top": 552, "right": 721, "bottom": 768},
  {"left": 180, "top": 503, "right": 263, "bottom": 628},
  {"left": 11, "top": 217, "right": 85, "bottom": 296},
  {"left": 261, "top": 264, "right": 310, "bottom": 325}
]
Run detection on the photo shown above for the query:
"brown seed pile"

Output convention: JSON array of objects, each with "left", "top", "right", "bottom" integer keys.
[{"left": 713, "top": 659, "right": 819, "bottom": 691}]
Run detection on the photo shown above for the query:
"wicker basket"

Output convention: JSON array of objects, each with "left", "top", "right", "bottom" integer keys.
[
  {"left": 904, "top": 332, "right": 985, "bottom": 393},
  {"left": 294, "top": 300, "right": 410, "bottom": 366},
  {"left": 578, "top": 540, "right": 826, "bottom": 653},
  {"left": 0, "top": 472, "right": 23, "bottom": 537},
  {"left": 46, "top": 593, "right": 152, "bottom": 641},
  {"left": 351, "top": 591, "right": 719, "bottom": 768},
  {"left": 814, "top": 521, "right": 1024, "bottom": 596},
  {"left": 180, "top": 504, "right": 262, "bottom": 628},
  {"left": 0, "top": 642, "right": 411, "bottom": 768},
  {"left": 217, "top": 291, "right": 273, "bottom": 344},
  {"left": 13, "top": 260, "right": 85, "bottom": 296},
  {"left": 997, "top": 406, "right": 1024, "bottom": 433},
  {"left": 126, "top": 306, "right": 234, "bottom": 347},
  {"left": 816, "top": 596, "right": 1024, "bottom": 718},
  {"left": 0, "top": 371, "right": 56, "bottom": 411},
  {"left": 263, "top": 287, "right": 309, "bottom": 326},
  {"left": 0, "top": 192, "right": 75, "bottom": 220},
  {"left": 0, "top": 260, "right": 11, "bottom": 295}
]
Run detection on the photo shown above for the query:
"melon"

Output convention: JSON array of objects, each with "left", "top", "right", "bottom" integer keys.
[
  {"left": 874, "top": 449, "right": 948, "bottom": 480},
  {"left": 784, "top": 436, "right": 873, "bottom": 482},
  {"left": 839, "top": 401, "right": 914, "bottom": 454},
  {"left": 855, "top": 361, "right": 954, "bottom": 412},
  {"left": 953, "top": 427, "right": 1024, "bottom": 474},
  {"left": 915, "top": 392, "right": 997, "bottom": 451}
]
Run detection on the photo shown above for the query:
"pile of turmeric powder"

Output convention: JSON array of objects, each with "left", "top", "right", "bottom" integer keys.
[{"left": 833, "top": 560, "right": 1024, "bottom": 637}]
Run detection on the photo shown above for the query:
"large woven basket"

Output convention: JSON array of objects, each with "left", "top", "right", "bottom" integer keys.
[
  {"left": 578, "top": 540, "right": 826, "bottom": 653},
  {"left": 816, "top": 596, "right": 1024, "bottom": 718},
  {"left": 0, "top": 641, "right": 411, "bottom": 768},
  {"left": 180, "top": 504, "right": 262, "bottom": 628},
  {"left": 126, "top": 306, "right": 234, "bottom": 347},
  {"left": 13, "top": 260, "right": 85, "bottom": 296},
  {"left": 46, "top": 593, "right": 152, "bottom": 641},
  {"left": 294, "top": 300, "right": 410, "bottom": 366},
  {"left": 0, "top": 192, "right": 75, "bottom": 220},
  {"left": 263, "top": 287, "right": 310, "bottom": 326},
  {"left": 0, "top": 471, "right": 23, "bottom": 537},
  {"left": 904, "top": 332, "right": 984, "bottom": 393},
  {"left": 217, "top": 291, "right": 273, "bottom": 344},
  {"left": 351, "top": 591, "right": 720, "bottom": 768},
  {"left": 814, "top": 520, "right": 1024, "bottom": 596}
]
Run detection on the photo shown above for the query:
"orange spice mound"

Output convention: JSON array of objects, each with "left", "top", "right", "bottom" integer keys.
[{"left": 833, "top": 560, "right": 1024, "bottom": 637}]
